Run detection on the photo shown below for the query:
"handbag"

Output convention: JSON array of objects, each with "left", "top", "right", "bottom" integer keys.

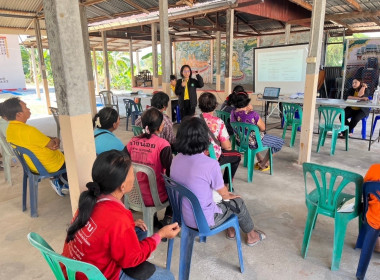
[{"left": 122, "top": 261, "right": 156, "bottom": 280}]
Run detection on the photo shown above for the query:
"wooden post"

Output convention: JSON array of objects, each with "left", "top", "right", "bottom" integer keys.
[
  {"left": 129, "top": 38, "right": 135, "bottom": 87},
  {"left": 92, "top": 48, "right": 99, "bottom": 94},
  {"left": 30, "top": 46, "right": 41, "bottom": 99},
  {"left": 224, "top": 9, "right": 234, "bottom": 97},
  {"left": 151, "top": 23, "right": 159, "bottom": 90},
  {"left": 101, "top": 31, "right": 111, "bottom": 92},
  {"left": 298, "top": 0, "right": 327, "bottom": 164},
  {"left": 285, "top": 23, "right": 291, "bottom": 44},
  {"left": 215, "top": 31, "right": 221, "bottom": 91}
]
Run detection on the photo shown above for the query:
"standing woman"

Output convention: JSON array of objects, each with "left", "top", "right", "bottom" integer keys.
[
  {"left": 340, "top": 78, "right": 370, "bottom": 137},
  {"left": 175, "top": 64, "right": 204, "bottom": 117}
]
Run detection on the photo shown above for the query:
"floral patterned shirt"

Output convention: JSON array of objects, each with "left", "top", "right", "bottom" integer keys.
[
  {"left": 201, "top": 112, "right": 229, "bottom": 159},
  {"left": 230, "top": 109, "right": 264, "bottom": 147}
]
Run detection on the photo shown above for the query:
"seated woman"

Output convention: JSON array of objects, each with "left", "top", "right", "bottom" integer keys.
[
  {"left": 127, "top": 108, "right": 173, "bottom": 225},
  {"left": 171, "top": 117, "right": 266, "bottom": 246},
  {"left": 62, "top": 150, "right": 180, "bottom": 280},
  {"left": 135, "top": 91, "right": 175, "bottom": 145},
  {"left": 93, "top": 107, "right": 125, "bottom": 155},
  {"left": 198, "top": 92, "right": 241, "bottom": 187},
  {"left": 340, "top": 78, "right": 370, "bottom": 137},
  {"left": 229, "top": 91, "right": 284, "bottom": 171}
]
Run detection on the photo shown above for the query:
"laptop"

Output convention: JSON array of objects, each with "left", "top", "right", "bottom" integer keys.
[{"left": 263, "top": 87, "right": 280, "bottom": 100}]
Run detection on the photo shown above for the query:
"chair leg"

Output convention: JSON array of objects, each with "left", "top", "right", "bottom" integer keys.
[
  {"left": 371, "top": 116, "right": 379, "bottom": 137},
  {"left": 143, "top": 208, "right": 155, "bottom": 237},
  {"left": 243, "top": 151, "right": 248, "bottom": 167},
  {"left": 22, "top": 174, "right": 27, "bottom": 212},
  {"left": 355, "top": 216, "right": 367, "bottom": 249},
  {"left": 166, "top": 237, "right": 175, "bottom": 270},
  {"left": 4, "top": 154, "right": 12, "bottom": 185},
  {"left": 361, "top": 118, "right": 367, "bottom": 140},
  {"left": 126, "top": 115, "right": 130, "bottom": 130},
  {"left": 356, "top": 223, "right": 380, "bottom": 280},
  {"left": 290, "top": 124, "right": 298, "bottom": 147},
  {"left": 301, "top": 204, "right": 318, "bottom": 259},
  {"left": 345, "top": 129, "right": 349, "bottom": 151},
  {"left": 233, "top": 222, "right": 244, "bottom": 273},
  {"left": 247, "top": 150, "right": 254, "bottom": 183},
  {"left": 30, "top": 176, "right": 39, "bottom": 217},
  {"left": 316, "top": 129, "right": 324, "bottom": 153},
  {"left": 331, "top": 131, "right": 339, "bottom": 155},
  {"left": 331, "top": 216, "right": 350, "bottom": 270},
  {"left": 282, "top": 123, "right": 288, "bottom": 140},
  {"left": 179, "top": 228, "right": 197, "bottom": 280},
  {"left": 269, "top": 149, "right": 273, "bottom": 175}
]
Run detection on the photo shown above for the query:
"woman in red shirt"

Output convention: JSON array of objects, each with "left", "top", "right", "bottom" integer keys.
[{"left": 62, "top": 150, "right": 180, "bottom": 280}]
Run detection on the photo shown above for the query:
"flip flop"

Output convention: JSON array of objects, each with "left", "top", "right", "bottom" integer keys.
[
  {"left": 254, "top": 163, "right": 260, "bottom": 170},
  {"left": 247, "top": 230, "right": 266, "bottom": 247},
  {"left": 226, "top": 228, "right": 236, "bottom": 240},
  {"left": 259, "top": 165, "right": 270, "bottom": 172}
]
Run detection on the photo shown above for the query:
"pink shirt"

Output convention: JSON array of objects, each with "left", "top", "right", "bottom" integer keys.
[{"left": 201, "top": 112, "right": 229, "bottom": 159}]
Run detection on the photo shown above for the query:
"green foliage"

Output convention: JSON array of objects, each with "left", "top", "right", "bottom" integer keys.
[{"left": 140, "top": 52, "right": 162, "bottom": 75}]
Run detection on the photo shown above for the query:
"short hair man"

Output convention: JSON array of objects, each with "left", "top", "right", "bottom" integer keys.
[
  {"left": 4, "top": 98, "right": 69, "bottom": 196},
  {"left": 170, "top": 75, "right": 177, "bottom": 95}
]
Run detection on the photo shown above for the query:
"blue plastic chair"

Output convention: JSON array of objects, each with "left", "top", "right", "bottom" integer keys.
[
  {"left": 355, "top": 181, "right": 380, "bottom": 280},
  {"left": 316, "top": 106, "right": 349, "bottom": 155},
  {"left": 302, "top": 162, "right": 363, "bottom": 271},
  {"left": 371, "top": 115, "right": 380, "bottom": 137},
  {"left": 123, "top": 98, "right": 142, "bottom": 131},
  {"left": 349, "top": 115, "right": 368, "bottom": 140},
  {"left": 11, "top": 144, "right": 67, "bottom": 217},
  {"left": 208, "top": 144, "right": 233, "bottom": 192},
  {"left": 27, "top": 232, "right": 106, "bottom": 279},
  {"left": 163, "top": 175, "right": 244, "bottom": 280}
]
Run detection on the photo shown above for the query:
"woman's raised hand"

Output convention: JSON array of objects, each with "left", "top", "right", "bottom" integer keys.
[{"left": 157, "top": 222, "right": 181, "bottom": 239}]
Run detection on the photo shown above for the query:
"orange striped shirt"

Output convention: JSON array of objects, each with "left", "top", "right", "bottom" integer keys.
[{"left": 363, "top": 164, "right": 380, "bottom": 230}]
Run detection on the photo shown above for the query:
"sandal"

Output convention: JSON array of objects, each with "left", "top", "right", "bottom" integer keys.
[
  {"left": 254, "top": 163, "right": 260, "bottom": 170},
  {"left": 259, "top": 165, "right": 270, "bottom": 172},
  {"left": 247, "top": 230, "right": 266, "bottom": 247},
  {"left": 226, "top": 228, "right": 236, "bottom": 240}
]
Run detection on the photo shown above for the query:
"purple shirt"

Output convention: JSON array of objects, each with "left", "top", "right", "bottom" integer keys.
[
  {"left": 230, "top": 109, "right": 264, "bottom": 147},
  {"left": 170, "top": 153, "right": 224, "bottom": 228}
]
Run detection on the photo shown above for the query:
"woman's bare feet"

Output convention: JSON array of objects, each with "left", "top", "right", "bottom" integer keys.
[
  {"left": 226, "top": 227, "right": 236, "bottom": 240},
  {"left": 247, "top": 229, "right": 266, "bottom": 246}
]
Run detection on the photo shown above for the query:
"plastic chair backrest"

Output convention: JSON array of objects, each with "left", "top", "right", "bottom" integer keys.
[
  {"left": 132, "top": 125, "right": 143, "bottom": 136},
  {"left": 123, "top": 99, "right": 141, "bottom": 115},
  {"left": 27, "top": 232, "right": 106, "bottom": 280},
  {"left": 208, "top": 144, "right": 217, "bottom": 159},
  {"left": 215, "top": 110, "right": 230, "bottom": 124},
  {"left": 0, "top": 130, "right": 15, "bottom": 157},
  {"left": 49, "top": 107, "right": 60, "bottom": 138},
  {"left": 163, "top": 175, "right": 212, "bottom": 234},
  {"left": 303, "top": 162, "right": 363, "bottom": 215},
  {"left": 127, "top": 163, "right": 167, "bottom": 210},
  {"left": 318, "top": 106, "right": 346, "bottom": 131},
  {"left": 99, "top": 90, "right": 118, "bottom": 109},
  {"left": 230, "top": 122, "right": 264, "bottom": 151},
  {"left": 362, "top": 181, "right": 380, "bottom": 218},
  {"left": 11, "top": 144, "right": 50, "bottom": 176},
  {"left": 282, "top": 103, "right": 303, "bottom": 123}
]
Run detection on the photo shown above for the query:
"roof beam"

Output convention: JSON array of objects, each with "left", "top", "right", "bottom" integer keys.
[
  {"left": 0, "top": 26, "right": 46, "bottom": 36},
  {"left": 287, "top": 0, "right": 312, "bottom": 11},
  {"left": 82, "top": 0, "right": 107, "bottom": 6},
  {"left": 235, "top": 13, "right": 261, "bottom": 34},
  {"left": 345, "top": 0, "right": 362, "bottom": 12},
  {"left": 0, "top": 8, "right": 37, "bottom": 17},
  {"left": 123, "top": 0, "right": 149, "bottom": 14}
]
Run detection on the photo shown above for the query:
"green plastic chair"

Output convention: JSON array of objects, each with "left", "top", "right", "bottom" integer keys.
[
  {"left": 282, "top": 102, "right": 303, "bottom": 147},
  {"left": 317, "top": 106, "right": 349, "bottom": 155},
  {"left": 132, "top": 125, "right": 143, "bottom": 136},
  {"left": 230, "top": 122, "right": 272, "bottom": 183},
  {"left": 302, "top": 163, "right": 363, "bottom": 271},
  {"left": 27, "top": 232, "right": 106, "bottom": 280},
  {"left": 216, "top": 110, "right": 235, "bottom": 146},
  {"left": 208, "top": 144, "right": 233, "bottom": 192}
]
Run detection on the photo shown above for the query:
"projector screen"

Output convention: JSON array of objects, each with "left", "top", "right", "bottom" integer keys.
[{"left": 254, "top": 44, "right": 308, "bottom": 95}]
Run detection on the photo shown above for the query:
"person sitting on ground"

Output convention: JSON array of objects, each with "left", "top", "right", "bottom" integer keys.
[
  {"left": 62, "top": 150, "right": 180, "bottom": 280},
  {"left": 93, "top": 107, "right": 125, "bottom": 155},
  {"left": 170, "top": 75, "right": 177, "bottom": 96},
  {"left": 340, "top": 78, "right": 370, "bottom": 138},
  {"left": 198, "top": 92, "right": 241, "bottom": 188},
  {"left": 229, "top": 91, "right": 284, "bottom": 171},
  {"left": 135, "top": 91, "right": 175, "bottom": 145},
  {"left": 3, "top": 98, "right": 69, "bottom": 196},
  {"left": 171, "top": 117, "right": 266, "bottom": 246},
  {"left": 362, "top": 164, "right": 380, "bottom": 253},
  {"left": 221, "top": 85, "right": 246, "bottom": 136},
  {"left": 127, "top": 107, "right": 173, "bottom": 226}
]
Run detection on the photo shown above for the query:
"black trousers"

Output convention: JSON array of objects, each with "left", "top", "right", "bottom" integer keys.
[
  {"left": 218, "top": 149, "right": 241, "bottom": 184},
  {"left": 342, "top": 107, "right": 367, "bottom": 133},
  {"left": 181, "top": 100, "right": 195, "bottom": 118}
]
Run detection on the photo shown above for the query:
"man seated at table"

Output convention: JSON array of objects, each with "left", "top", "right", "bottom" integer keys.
[{"left": 3, "top": 98, "right": 69, "bottom": 196}]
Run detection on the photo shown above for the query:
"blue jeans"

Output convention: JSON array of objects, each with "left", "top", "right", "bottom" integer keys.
[{"left": 119, "top": 266, "right": 175, "bottom": 280}]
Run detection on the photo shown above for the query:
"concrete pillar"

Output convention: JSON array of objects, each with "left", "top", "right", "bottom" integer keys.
[
  {"left": 151, "top": 23, "right": 159, "bottom": 90},
  {"left": 215, "top": 31, "right": 221, "bottom": 91},
  {"left": 285, "top": 23, "right": 291, "bottom": 44},
  {"left": 173, "top": 41, "right": 177, "bottom": 75},
  {"left": 224, "top": 9, "right": 234, "bottom": 97},
  {"left": 92, "top": 49, "right": 100, "bottom": 94},
  {"left": 79, "top": 4, "right": 97, "bottom": 116},
  {"left": 34, "top": 18, "right": 51, "bottom": 111},
  {"left": 101, "top": 31, "right": 111, "bottom": 92},
  {"left": 159, "top": 0, "right": 172, "bottom": 119},
  {"left": 298, "top": 0, "right": 327, "bottom": 164},
  {"left": 30, "top": 46, "right": 41, "bottom": 99},
  {"left": 210, "top": 39, "right": 214, "bottom": 85},
  {"left": 43, "top": 0, "right": 96, "bottom": 214},
  {"left": 129, "top": 38, "right": 135, "bottom": 87},
  {"left": 169, "top": 36, "right": 173, "bottom": 75}
]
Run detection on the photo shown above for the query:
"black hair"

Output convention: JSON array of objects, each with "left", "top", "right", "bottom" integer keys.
[
  {"left": 140, "top": 107, "right": 163, "bottom": 139},
  {"left": 180, "top": 64, "right": 192, "bottom": 78},
  {"left": 198, "top": 92, "right": 218, "bottom": 113},
  {"left": 170, "top": 75, "right": 177, "bottom": 81},
  {"left": 151, "top": 91, "right": 169, "bottom": 110},
  {"left": 175, "top": 117, "right": 210, "bottom": 155},
  {"left": 2, "top": 98, "right": 22, "bottom": 120},
  {"left": 233, "top": 85, "right": 246, "bottom": 94},
  {"left": 66, "top": 150, "right": 132, "bottom": 242},
  {"left": 92, "top": 107, "right": 119, "bottom": 130},
  {"left": 226, "top": 85, "right": 248, "bottom": 106},
  {"left": 228, "top": 89, "right": 251, "bottom": 109},
  {"left": 0, "top": 103, "right": 4, "bottom": 118}
]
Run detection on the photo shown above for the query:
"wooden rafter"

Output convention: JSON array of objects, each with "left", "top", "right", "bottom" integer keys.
[
  {"left": 345, "top": 0, "right": 362, "bottom": 12},
  {"left": 235, "top": 13, "right": 261, "bottom": 34},
  {"left": 123, "top": 0, "right": 149, "bottom": 14},
  {"left": 0, "top": 8, "right": 36, "bottom": 17},
  {"left": 287, "top": 0, "right": 312, "bottom": 11},
  {"left": 82, "top": 0, "right": 107, "bottom": 6},
  {"left": 372, "top": 17, "right": 380, "bottom": 26}
]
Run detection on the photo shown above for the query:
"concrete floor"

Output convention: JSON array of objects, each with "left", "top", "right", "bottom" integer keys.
[{"left": 0, "top": 102, "right": 379, "bottom": 280}]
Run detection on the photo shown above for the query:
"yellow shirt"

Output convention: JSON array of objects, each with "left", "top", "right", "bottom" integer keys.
[
  {"left": 6, "top": 121, "right": 65, "bottom": 173},
  {"left": 171, "top": 84, "right": 175, "bottom": 93},
  {"left": 184, "top": 84, "right": 189, "bottom": 100},
  {"left": 352, "top": 90, "right": 360, "bottom": 110}
]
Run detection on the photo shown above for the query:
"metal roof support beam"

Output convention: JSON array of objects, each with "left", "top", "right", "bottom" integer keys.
[
  {"left": 298, "top": 0, "right": 326, "bottom": 164},
  {"left": 43, "top": 0, "right": 96, "bottom": 214},
  {"left": 224, "top": 8, "right": 234, "bottom": 97}
]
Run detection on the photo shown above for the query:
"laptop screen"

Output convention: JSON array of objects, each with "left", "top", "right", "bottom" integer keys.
[{"left": 263, "top": 87, "right": 280, "bottom": 99}]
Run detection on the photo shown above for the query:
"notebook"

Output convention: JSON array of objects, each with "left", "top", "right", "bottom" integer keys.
[{"left": 263, "top": 87, "right": 281, "bottom": 100}]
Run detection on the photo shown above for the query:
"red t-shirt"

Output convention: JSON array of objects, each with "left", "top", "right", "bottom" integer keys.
[{"left": 62, "top": 196, "right": 159, "bottom": 280}]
